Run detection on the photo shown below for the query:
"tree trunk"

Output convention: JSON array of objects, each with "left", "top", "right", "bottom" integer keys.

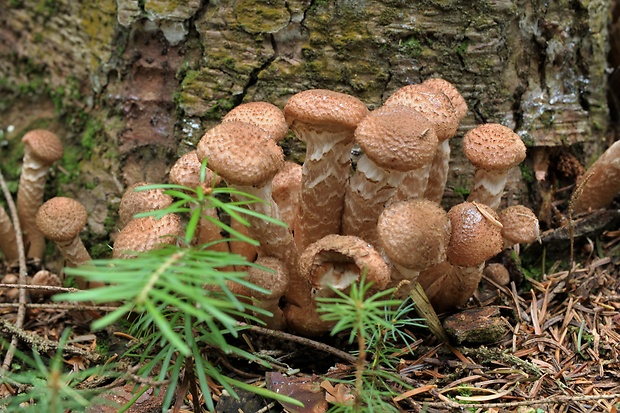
[{"left": 0, "top": 0, "right": 611, "bottom": 256}]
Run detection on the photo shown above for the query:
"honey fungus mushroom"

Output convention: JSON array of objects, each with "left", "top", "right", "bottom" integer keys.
[
  {"left": 419, "top": 202, "right": 504, "bottom": 312},
  {"left": 383, "top": 83, "right": 459, "bottom": 201},
  {"left": 35, "top": 197, "right": 101, "bottom": 289},
  {"left": 342, "top": 106, "right": 438, "bottom": 246},
  {"left": 18, "top": 129, "right": 64, "bottom": 259},
  {"left": 284, "top": 89, "right": 369, "bottom": 249},
  {"left": 571, "top": 139, "right": 620, "bottom": 214},
  {"left": 113, "top": 214, "right": 183, "bottom": 259},
  {"left": 462, "top": 124, "right": 527, "bottom": 210}
]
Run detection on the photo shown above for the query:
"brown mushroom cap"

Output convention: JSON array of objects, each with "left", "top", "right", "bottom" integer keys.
[
  {"left": 246, "top": 256, "right": 289, "bottom": 300},
  {"left": 446, "top": 202, "right": 504, "bottom": 267},
  {"left": 299, "top": 234, "right": 390, "bottom": 292},
  {"left": 22, "top": 129, "right": 64, "bottom": 164},
  {"left": 483, "top": 263, "right": 511, "bottom": 286},
  {"left": 35, "top": 197, "right": 88, "bottom": 242},
  {"left": 169, "top": 150, "right": 221, "bottom": 191},
  {"left": 384, "top": 83, "right": 459, "bottom": 141},
  {"left": 462, "top": 124, "right": 526, "bottom": 171},
  {"left": 118, "top": 182, "right": 174, "bottom": 228},
  {"left": 196, "top": 121, "right": 284, "bottom": 188},
  {"left": 422, "top": 78, "right": 468, "bottom": 121},
  {"left": 498, "top": 205, "right": 540, "bottom": 245},
  {"left": 355, "top": 106, "right": 438, "bottom": 172},
  {"left": 283, "top": 89, "right": 369, "bottom": 135},
  {"left": 113, "top": 214, "right": 182, "bottom": 258},
  {"left": 377, "top": 200, "right": 450, "bottom": 271},
  {"left": 222, "top": 102, "right": 289, "bottom": 142}
]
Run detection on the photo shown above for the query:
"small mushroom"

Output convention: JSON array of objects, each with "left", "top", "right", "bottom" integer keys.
[
  {"left": 342, "top": 106, "right": 438, "bottom": 246},
  {"left": 30, "top": 270, "right": 62, "bottom": 298},
  {"left": 17, "top": 129, "right": 64, "bottom": 259},
  {"left": 222, "top": 101, "right": 289, "bottom": 142},
  {"left": 35, "top": 197, "right": 98, "bottom": 289},
  {"left": 118, "top": 182, "right": 174, "bottom": 229},
  {"left": 168, "top": 151, "right": 229, "bottom": 254},
  {"left": 377, "top": 199, "right": 451, "bottom": 341},
  {"left": 421, "top": 78, "right": 468, "bottom": 203},
  {"left": 299, "top": 234, "right": 390, "bottom": 298},
  {"left": 1, "top": 273, "right": 19, "bottom": 300},
  {"left": 285, "top": 234, "right": 390, "bottom": 336},
  {"left": 420, "top": 202, "right": 504, "bottom": 312},
  {"left": 384, "top": 83, "right": 459, "bottom": 201},
  {"left": 113, "top": 214, "right": 182, "bottom": 259},
  {"left": 197, "top": 122, "right": 305, "bottom": 306},
  {"left": 497, "top": 205, "right": 540, "bottom": 249},
  {"left": 462, "top": 124, "right": 527, "bottom": 210},
  {"left": 482, "top": 263, "right": 511, "bottom": 287},
  {"left": 284, "top": 89, "right": 369, "bottom": 249},
  {"left": 0, "top": 206, "right": 18, "bottom": 263},
  {"left": 245, "top": 256, "right": 289, "bottom": 330},
  {"left": 571, "top": 139, "right": 620, "bottom": 214}
]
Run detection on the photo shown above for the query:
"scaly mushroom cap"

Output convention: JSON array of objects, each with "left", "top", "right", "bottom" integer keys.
[
  {"left": 284, "top": 89, "right": 369, "bottom": 136},
  {"left": 377, "top": 200, "right": 450, "bottom": 271},
  {"left": 22, "top": 130, "right": 64, "bottom": 164},
  {"left": 355, "top": 106, "right": 438, "bottom": 172},
  {"left": 498, "top": 205, "right": 540, "bottom": 245},
  {"left": 35, "top": 197, "right": 88, "bottom": 243},
  {"left": 222, "top": 102, "right": 289, "bottom": 142},
  {"left": 299, "top": 234, "right": 390, "bottom": 293},
  {"left": 113, "top": 214, "right": 182, "bottom": 258},
  {"left": 447, "top": 202, "right": 504, "bottom": 267},
  {"left": 422, "top": 78, "right": 468, "bottom": 122},
  {"left": 246, "top": 256, "right": 289, "bottom": 300},
  {"left": 196, "top": 121, "right": 284, "bottom": 188},
  {"left": 118, "top": 182, "right": 174, "bottom": 228},
  {"left": 462, "top": 124, "right": 526, "bottom": 171},
  {"left": 168, "top": 150, "right": 221, "bottom": 191},
  {"left": 384, "top": 83, "right": 459, "bottom": 141}
]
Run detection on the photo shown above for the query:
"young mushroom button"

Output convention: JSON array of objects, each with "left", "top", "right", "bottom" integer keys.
[
  {"left": 113, "top": 214, "right": 182, "bottom": 259},
  {"left": 35, "top": 197, "right": 98, "bottom": 289},
  {"left": 462, "top": 124, "right": 527, "bottom": 210},
  {"left": 498, "top": 205, "right": 540, "bottom": 248}
]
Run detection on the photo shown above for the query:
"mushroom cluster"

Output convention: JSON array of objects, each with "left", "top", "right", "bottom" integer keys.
[{"left": 187, "top": 80, "right": 539, "bottom": 336}]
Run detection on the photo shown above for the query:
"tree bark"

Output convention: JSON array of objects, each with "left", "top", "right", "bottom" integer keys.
[{"left": 0, "top": 0, "right": 611, "bottom": 255}]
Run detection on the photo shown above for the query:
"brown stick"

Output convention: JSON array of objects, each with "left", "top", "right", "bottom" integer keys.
[{"left": 0, "top": 169, "right": 28, "bottom": 371}]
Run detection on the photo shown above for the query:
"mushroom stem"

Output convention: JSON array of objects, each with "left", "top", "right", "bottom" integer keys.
[
  {"left": 422, "top": 263, "right": 485, "bottom": 312},
  {"left": 284, "top": 89, "right": 369, "bottom": 249},
  {"left": 342, "top": 155, "right": 406, "bottom": 245},
  {"left": 391, "top": 163, "right": 433, "bottom": 202},
  {"left": 467, "top": 168, "right": 511, "bottom": 210},
  {"left": 422, "top": 139, "right": 451, "bottom": 202},
  {"left": 294, "top": 137, "right": 354, "bottom": 249},
  {"left": 0, "top": 206, "right": 18, "bottom": 263},
  {"left": 391, "top": 262, "right": 450, "bottom": 343}
]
